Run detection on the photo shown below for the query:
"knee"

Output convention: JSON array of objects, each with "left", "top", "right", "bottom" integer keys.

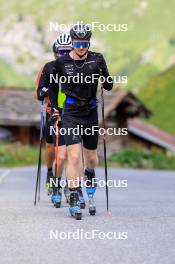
[
  {"left": 46, "top": 143, "right": 54, "bottom": 154},
  {"left": 58, "top": 148, "right": 67, "bottom": 163},
  {"left": 87, "top": 154, "right": 98, "bottom": 168},
  {"left": 58, "top": 153, "right": 67, "bottom": 163},
  {"left": 46, "top": 143, "right": 54, "bottom": 152},
  {"left": 68, "top": 152, "right": 80, "bottom": 166}
]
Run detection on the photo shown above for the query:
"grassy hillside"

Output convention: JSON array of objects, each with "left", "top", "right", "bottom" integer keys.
[
  {"left": 0, "top": 60, "right": 33, "bottom": 88},
  {"left": 0, "top": 0, "right": 175, "bottom": 89},
  {"left": 139, "top": 65, "right": 175, "bottom": 134}
]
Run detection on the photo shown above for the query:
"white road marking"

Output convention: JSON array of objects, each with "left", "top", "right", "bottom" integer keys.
[{"left": 0, "top": 170, "right": 10, "bottom": 184}]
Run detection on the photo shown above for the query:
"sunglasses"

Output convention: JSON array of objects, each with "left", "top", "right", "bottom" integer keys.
[
  {"left": 57, "top": 49, "right": 72, "bottom": 55},
  {"left": 73, "top": 42, "right": 89, "bottom": 48}
]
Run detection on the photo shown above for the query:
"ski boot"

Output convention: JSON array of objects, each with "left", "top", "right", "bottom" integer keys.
[
  {"left": 51, "top": 188, "right": 62, "bottom": 208},
  {"left": 77, "top": 186, "right": 86, "bottom": 209},
  {"left": 51, "top": 177, "right": 62, "bottom": 208},
  {"left": 86, "top": 187, "right": 96, "bottom": 215},
  {"left": 69, "top": 191, "right": 82, "bottom": 220},
  {"left": 46, "top": 169, "right": 53, "bottom": 196},
  {"left": 64, "top": 181, "right": 70, "bottom": 204},
  {"left": 85, "top": 168, "right": 97, "bottom": 216}
]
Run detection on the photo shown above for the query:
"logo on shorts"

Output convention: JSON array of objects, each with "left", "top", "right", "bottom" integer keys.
[{"left": 72, "top": 134, "right": 81, "bottom": 142}]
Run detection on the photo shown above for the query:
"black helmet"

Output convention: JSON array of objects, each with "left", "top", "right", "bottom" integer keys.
[{"left": 70, "top": 24, "right": 92, "bottom": 40}]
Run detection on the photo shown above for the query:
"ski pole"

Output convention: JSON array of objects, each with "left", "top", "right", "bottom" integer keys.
[
  {"left": 81, "top": 142, "right": 85, "bottom": 186},
  {"left": 54, "top": 121, "right": 59, "bottom": 182},
  {"left": 99, "top": 68, "right": 111, "bottom": 216},
  {"left": 38, "top": 102, "right": 45, "bottom": 202},
  {"left": 38, "top": 101, "right": 45, "bottom": 202},
  {"left": 34, "top": 101, "right": 45, "bottom": 205}
]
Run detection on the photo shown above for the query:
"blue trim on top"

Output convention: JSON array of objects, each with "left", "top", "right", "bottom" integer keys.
[
  {"left": 65, "top": 96, "right": 76, "bottom": 105},
  {"left": 65, "top": 96, "right": 97, "bottom": 107}
]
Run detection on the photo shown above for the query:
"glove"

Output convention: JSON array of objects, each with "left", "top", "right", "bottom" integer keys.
[
  {"left": 96, "top": 54, "right": 106, "bottom": 70},
  {"left": 37, "top": 87, "right": 49, "bottom": 101},
  {"left": 50, "top": 108, "right": 60, "bottom": 126}
]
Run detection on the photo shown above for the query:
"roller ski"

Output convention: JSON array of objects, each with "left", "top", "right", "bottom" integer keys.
[
  {"left": 69, "top": 191, "right": 82, "bottom": 220},
  {"left": 64, "top": 181, "right": 70, "bottom": 204},
  {"left": 51, "top": 188, "right": 62, "bottom": 208},
  {"left": 86, "top": 187, "right": 96, "bottom": 215},
  {"left": 85, "top": 168, "right": 97, "bottom": 216},
  {"left": 77, "top": 186, "right": 86, "bottom": 209},
  {"left": 51, "top": 178, "right": 62, "bottom": 208},
  {"left": 46, "top": 169, "right": 53, "bottom": 196}
]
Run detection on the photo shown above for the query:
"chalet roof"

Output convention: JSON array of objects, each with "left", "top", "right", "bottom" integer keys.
[
  {"left": 0, "top": 87, "right": 40, "bottom": 126},
  {"left": 0, "top": 87, "right": 151, "bottom": 127},
  {"left": 97, "top": 88, "right": 151, "bottom": 124},
  {"left": 128, "top": 118, "right": 175, "bottom": 152}
]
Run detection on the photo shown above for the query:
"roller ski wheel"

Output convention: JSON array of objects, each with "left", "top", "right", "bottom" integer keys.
[
  {"left": 46, "top": 183, "right": 53, "bottom": 196},
  {"left": 51, "top": 191, "right": 62, "bottom": 208},
  {"left": 89, "top": 206, "right": 96, "bottom": 216},
  {"left": 69, "top": 192, "right": 82, "bottom": 220},
  {"left": 89, "top": 198, "right": 96, "bottom": 215},
  {"left": 80, "top": 202, "right": 86, "bottom": 209},
  {"left": 77, "top": 187, "right": 86, "bottom": 209},
  {"left": 54, "top": 201, "right": 61, "bottom": 208},
  {"left": 79, "top": 198, "right": 86, "bottom": 209},
  {"left": 75, "top": 211, "right": 82, "bottom": 220},
  {"left": 64, "top": 184, "right": 70, "bottom": 204},
  {"left": 46, "top": 170, "right": 54, "bottom": 196},
  {"left": 69, "top": 209, "right": 82, "bottom": 220},
  {"left": 48, "top": 188, "right": 53, "bottom": 196},
  {"left": 65, "top": 196, "right": 70, "bottom": 204}
]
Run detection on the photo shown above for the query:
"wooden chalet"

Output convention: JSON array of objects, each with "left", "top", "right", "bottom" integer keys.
[
  {"left": 0, "top": 87, "right": 175, "bottom": 158},
  {"left": 0, "top": 87, "right": 40, "bottom": 144}
]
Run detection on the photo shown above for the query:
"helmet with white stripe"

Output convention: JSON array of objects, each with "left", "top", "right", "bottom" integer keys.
[{"left": 53, "top": 34, "right": 72, "bottom": 52}]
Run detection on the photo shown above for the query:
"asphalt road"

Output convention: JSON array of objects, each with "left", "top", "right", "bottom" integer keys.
[{"left": 0, "top": 166, "right": 175, "bottom": 264}]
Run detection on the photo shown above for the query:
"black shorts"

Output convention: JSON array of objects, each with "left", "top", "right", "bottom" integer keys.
[
  {"left": 62, "top": 108, "right": 99, "bottom": 150},
  {"left": 45, "top": 112, "right": 53, "bottom": 144},
  {"left": 45, "top": 113, "right": 65, "bottom": 146}
]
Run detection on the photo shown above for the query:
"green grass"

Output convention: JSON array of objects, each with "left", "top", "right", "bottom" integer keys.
[
  {"left": 0, "top": 142, "right": 38, "bottom": 167},
  {"left": 139, "top": 65, "right": 175, "bottom": 134},
  {"left": 1, "top": 142, "right": 175, "bottom": 169},
  {"left": 108, "top": 147, "right": 175, "bottom": 170},
  {"left": 0, "top": 60, "right": 33, "bottom": 88}
]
